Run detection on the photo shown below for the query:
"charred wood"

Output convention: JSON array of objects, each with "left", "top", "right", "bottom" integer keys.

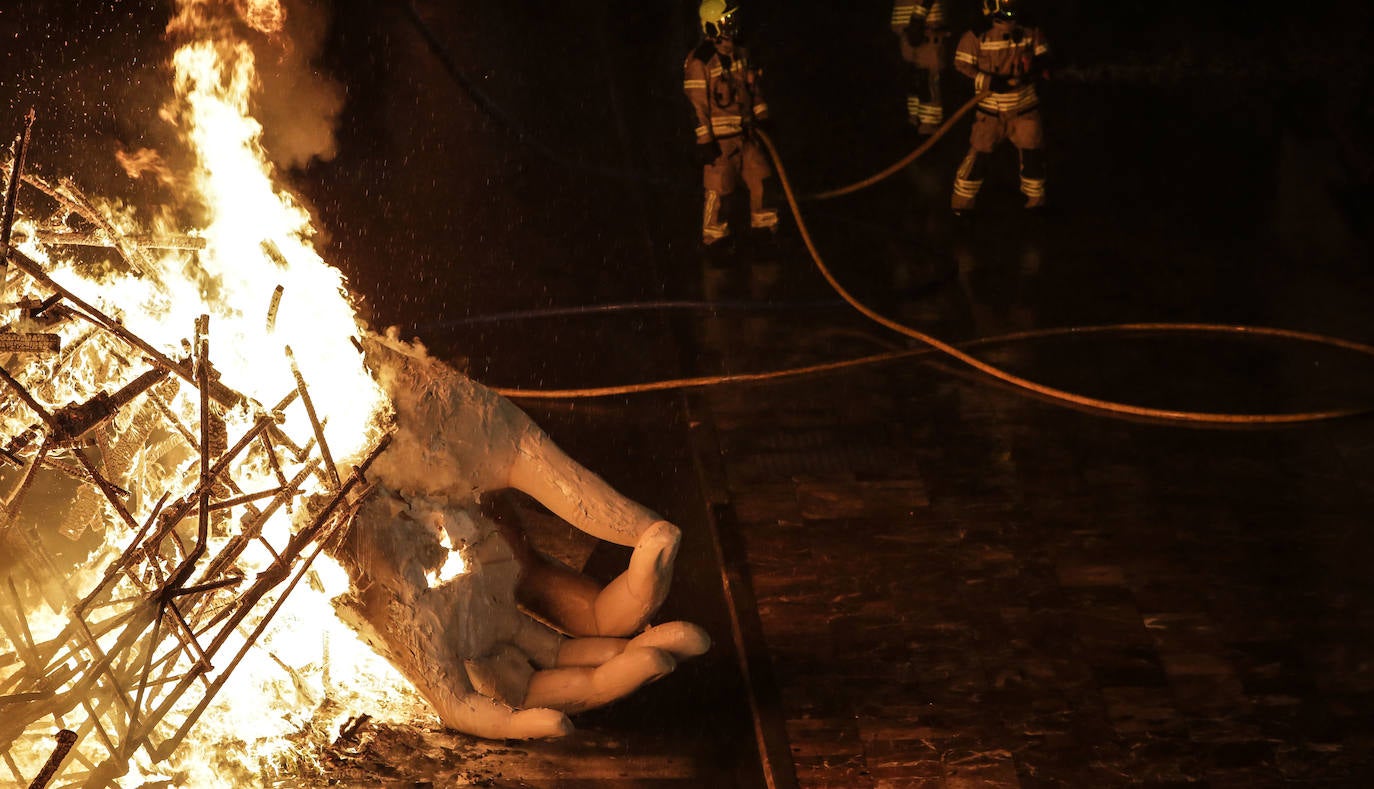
[
  {"left": 25, "top": 728, "right": 75, "bottom": 789},
  {"left": 32, "top": 230, "right": 206, "bottom": 251},
  {"left": 0, "top": 110, "right": 35, "bottom": 284}
]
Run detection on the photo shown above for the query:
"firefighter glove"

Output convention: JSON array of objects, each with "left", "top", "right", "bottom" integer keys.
[{"left": 696, "top": 140, "right": 723, "bottom": 167}]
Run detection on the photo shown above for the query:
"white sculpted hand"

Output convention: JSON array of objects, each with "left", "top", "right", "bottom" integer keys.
[{"left": 327, "top": 334, "right": 709, "bottom": 739}]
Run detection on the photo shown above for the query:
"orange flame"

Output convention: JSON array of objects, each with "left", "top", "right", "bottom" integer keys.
[
  {"left": 238, "top": 0, "right": 286, "bottom": 34},
  {"left": 2, "top": 1, "right": 429, "bottom": 784},
  {"left": 115, "top": 146, "right": 178, "bottom": 186},
  {"left": 152, "top": 2, "right": 427, "bottom": 783}
]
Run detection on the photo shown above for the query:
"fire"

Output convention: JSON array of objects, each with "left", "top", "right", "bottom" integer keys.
[
  {"left": 427, "top": 516, "right": 471, "bottom": 588},
  {"left": 0, "top": 0, "right": 437, "bottom": 785},
  {"left": 164, "top": 36, "right": 382, "bottom": 463},
  {"left": 115, "top": 148, "right": 177, "bottom": 187},
  {"left": 237, "top": 0, "right": 286, "bottom": 35}
]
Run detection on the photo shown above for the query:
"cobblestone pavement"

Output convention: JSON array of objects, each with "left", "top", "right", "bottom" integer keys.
[
  {"left": 690, "top": 319, "right": 1374, "bottom": 787},
  {"left": 678, "top": 74, "right": 1374, "bottom": 788},
  {"left": 312, "top": 5, "right": 1373, "bottom": 784}
]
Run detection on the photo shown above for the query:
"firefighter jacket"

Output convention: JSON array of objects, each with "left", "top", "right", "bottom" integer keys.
[
  {"left": 683, "top": 41, "right": 769, "bottom": 145},
  {"left": 891, "top": 0, "right": 948, "bottom": 35},
  {"left": 954, "top": 22, "right": 1049, "bottom": 115}
]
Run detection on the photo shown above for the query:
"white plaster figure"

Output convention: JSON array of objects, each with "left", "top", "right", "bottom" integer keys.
[{"left": 326, "top": 331, "right": 710, "bottom": 739}]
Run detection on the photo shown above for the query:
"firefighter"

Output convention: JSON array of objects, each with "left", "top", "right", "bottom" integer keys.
[
  {"left": 893, "top": 1, "right": 952, "bottom": 136},
  {"left": 683, "top": 0, "right": 779, "bottom": 253},
  {"left": 950, "top": 0, "right": 1051, "bottom": 214}
]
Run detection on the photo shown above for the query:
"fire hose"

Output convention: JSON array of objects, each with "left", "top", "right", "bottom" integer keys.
[
  {"left": 395, "top": 6, "right": 1373, "bottom": 424},
  {"left": 487, "top": 96, "right": 1374, "bottom": 425},
  {"left": 802, "top": 90, "right": 991, "bottom": 201}
]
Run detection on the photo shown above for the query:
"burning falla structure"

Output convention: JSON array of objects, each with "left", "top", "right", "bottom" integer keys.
[{"left": 0, "top": 3, "right": 706, "bottom": 786}]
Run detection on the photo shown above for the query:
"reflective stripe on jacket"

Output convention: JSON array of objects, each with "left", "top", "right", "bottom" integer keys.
[
  {"left": 684, "top": 43, "right": 768, "bottom": 144},
  {"left": 954, "top": 23, "right": 1049, "bottom": 114},
  {"left": 891, "top": 1, "right": 947, "bottom": 32}
]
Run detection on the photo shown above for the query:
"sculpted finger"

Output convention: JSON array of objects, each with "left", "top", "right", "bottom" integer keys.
[
  {"left": 627, "top": 621, "right": 711, "bottom": 660},
  {"left": 430, "top": 685, "right": 572, "bottom": 740},
  {"left": 555, "top": 637, "right": 629, "bottom": 668},
  {"left": 593, "top": 520, "right": 681, "bottom": 636},
  {"left": 555, "top": 622, "right": 710, "bottom": 668},
  {"left": 524, "top": 646, "right": 677, "bottom": 714}
]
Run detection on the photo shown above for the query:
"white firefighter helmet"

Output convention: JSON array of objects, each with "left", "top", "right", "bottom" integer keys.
[
  {"left": 981, "top": 0, "right": 1021, "bottom": 21},
  {"left": 699, "top": 0, "right": 741, "bottom": 40}
]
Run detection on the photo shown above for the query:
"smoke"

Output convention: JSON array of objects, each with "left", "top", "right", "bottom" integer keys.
[
  {"left": 168, "top": 0, "right": 345, "bottom": 170},
  {"left": 251, "top": 0, "right": 346, "bottom": 169}
]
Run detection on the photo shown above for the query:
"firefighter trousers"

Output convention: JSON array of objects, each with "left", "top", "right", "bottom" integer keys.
[
  {"left": 702, "top": 134, "right": 779, "bottom": 246},
  {"left": 951, "top": 108, "right": 1046, "bottom": 211},
  {"left": 900, "top": 31, "right": 949, "bottom": 134}
]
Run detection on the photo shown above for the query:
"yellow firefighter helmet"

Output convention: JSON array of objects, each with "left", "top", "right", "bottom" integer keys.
[
  {"left": 699, "top": 0, "right": 741, "bottom": 40},
  {"left": 982, "top": 0, "right": 1021, "bottom": 21}
]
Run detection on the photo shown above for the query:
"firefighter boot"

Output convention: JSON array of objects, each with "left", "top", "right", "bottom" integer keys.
[
  {"left": 951, "top": 150, "right": 985, "bottom": 217},
  {"left": 1020, "top": 148, "right": 1046, "bottom": 211}
]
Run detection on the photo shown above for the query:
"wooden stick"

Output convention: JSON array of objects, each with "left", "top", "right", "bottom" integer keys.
[
  {"left": 2, "top": 247, "right": 241, "bottom": 408},
  {"left": 285, "top": 345, "right": 341, "bottom": 489},
  {"left": 25, "top": 728, "right": 76, "bottom": 789},
  {"left": 32, "top": 230, "right": 205, "bottom": 251},
  {"left": 0, "top": 109, "right": 36, "bottom": 285}
]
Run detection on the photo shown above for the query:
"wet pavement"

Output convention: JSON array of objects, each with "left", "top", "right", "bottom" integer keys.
[
  {"left": 5, "top": 1, "right": 1374, "bottom": 786},
  {"left": 668, "top": 75, "right": 1374, "bottom": 789},
  {"left": 307, "top": 3, "right": 1374, "bottom": 787}
]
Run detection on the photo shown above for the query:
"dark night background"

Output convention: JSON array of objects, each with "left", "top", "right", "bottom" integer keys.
[
  {"left": 3, "top": 1, "right": 1374, "bottom": 786},
  {"left": 2, "top": 1, "right": 1370, "bottom": 366}
]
